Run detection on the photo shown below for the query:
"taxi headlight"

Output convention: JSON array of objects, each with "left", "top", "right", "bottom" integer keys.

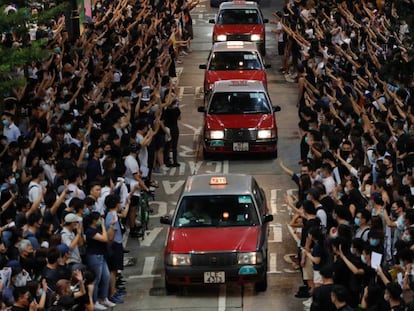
[
  {"left": 257, "top": 129, "right": 275, "bottom": 139},
  {"left": 250, "top": 34, "right": 262, "bottom": 41},
  {"left": 207, "top": 130, "right": 224, "bottom": 139},
  {"left": 216, "top": 34, "right": 227, "bottom": 41},
  {"left": 167, "top": 254, "right": 191, "bottom": 266},
  {"left": 237, "top": 252, "right": 263, "bottom": 265}
]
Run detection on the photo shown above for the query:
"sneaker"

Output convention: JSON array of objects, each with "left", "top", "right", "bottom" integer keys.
[
  {"left": 176, "top": 59, "right": 183, "bottom": 64},
  {"left": 101, "top": 298, "right": 116, "bottom": 307},
  {"left": 180, "top": 50, "right": 189, "bottom": 56},
  {"left": 303, "top": 298, "right": 312, "bottom": 307},
  {"left": 94, "top": 302, "right": 107, "bottom": 311},
  {"left": 172, "top": 162, "right": 180, "bottom": 167},
  {"left": 109, "top": 296, "right": 124, "bottom": 304},
  {"left": 115, "top": 290, "right": 127, "bottom": 296}
]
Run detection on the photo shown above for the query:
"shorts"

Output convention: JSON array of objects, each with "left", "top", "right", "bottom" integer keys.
[
  {"left": 302, "top": 256, "right": 313, "bottom": 281},
  {"left": 153, "top": 131, "right": 165, "bottom": 150},
  {"left": 107, "top": 242, "right": 124, "bottom": 271},
  {"left": 313, "top": 270, "right": 322, "bottom": 284}
]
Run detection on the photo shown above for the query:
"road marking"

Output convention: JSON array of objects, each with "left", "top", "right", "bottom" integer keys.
[
  {"left": 268, "top": 253, "right": 282, "bottom": 274},
  {"left": 140, "top": 227, "right": 163, "bottom": 247},
  {"left": 269, "top": 223, "right": 282, "bottom": 243},
  {"left": 149, "top": 201, "right": 167, "bottom": 218},
  {"left": 270, "top": 189, "right": 280, "bottom": 215},
  {"left": 162, "top": 180, "right": 186, "bottom": 195},
  {"left": 218, "top": 285, "right": 226, "bottom": 311},
  {"left": 128, "top": 256, "right": 161, "bottom": 279},
  {"left": 222, "top": 160, "right": 229, "bottom": 174},
  {"left": 287, "top": 224, "right": 301, "bottom": 244}
]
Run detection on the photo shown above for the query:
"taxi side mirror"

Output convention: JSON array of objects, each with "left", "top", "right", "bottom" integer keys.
[
  {"left": 263, "top": 18, "right": 269, "bottom": 23},
  {"left": 273, "top": 106, "right": 281, "bottom": 112},
  {"left": 197, "top": 106, "right": 206, "bottom": 113},
  {"left": 199, "top": 64, "right": 207, "bottom": 69},
  {"left": 160, "top": 216, "right": 172, "bottom": 225},
  {"left": 263, "top": 215, "right": 273, "bottom": 223},
  {"left": 264, "top": 64, "right": 271, "bottom": 69},
  {"left": 209, "top": 19, "right": 215, "bottom": 24}
]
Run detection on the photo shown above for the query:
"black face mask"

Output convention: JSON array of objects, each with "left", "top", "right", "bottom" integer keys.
[{"left": 340, "top": 150, "right": 350, "bottom": 159}]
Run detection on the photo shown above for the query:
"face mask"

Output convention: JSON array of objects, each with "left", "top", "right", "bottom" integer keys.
[
  {"left": 306, "top": 194, "right": 311, "bottom": 201},
  {"left": 63, "top": 89, "right": 68, "bottom": 96},
  {"left": 2, "top": 119, "right": 10, "bottom": 127},
  {"left": 384, "top": 293, "right": 389, "bottom": 301},
  {"left": 344, "top": 187, "right": 350, "bottom": 195},
  {"left": 350, "top": 247, "right": 356, "bottom": 255},
  {"left": 361, "top": 254, "right": 367, "bottom": 264},
  {"left": 340, "top": 150, "right": 350, "bottom": 159},
  {"left": 404, "top": 235, "right": 411, "bottom": 243},
  {"left": 354, "top": 218, "right": 360, "bottom": 227},
  {"left": 400, "top": 260, "right": 406, "bottom": 267},
  {"left": 370, "top": 239, "right": 380, "bottom": 247},
  {"left": 84, "top": 208, "right": 90, "bottom": 216},
  {"left": 9, "top": 177, "right": 16, "bottom": 185},
  {"left": 37, "top": 288, "right": 43, "bottom": 297},
  {"left": 371, "top": 208, "right": 376, "bottom": 216},
  {"left": 65, "top": 124, "right": 72, "bottom": 131},
  {"left": 304, "top": 136, "right": 309, "bottom": 144},
  {"left": 54, "top": 47, "right": 61, "bottom": 54},
  {"left": 96, "top": 220, "right": 102, "bottom": 227}
]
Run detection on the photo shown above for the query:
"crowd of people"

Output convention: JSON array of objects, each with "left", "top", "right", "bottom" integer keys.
[
  {"left": 0, "top": 0, "right": 199, "bottom": 309},
  {"left": 278, "top": 0, "right": 414, "bottom": 310}
]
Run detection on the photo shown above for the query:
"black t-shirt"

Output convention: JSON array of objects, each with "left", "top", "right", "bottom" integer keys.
[
  {"left": 301, "top": 217, "right": 320, "bottom": 247},
  {"left": 311, "top": 283, "right": 335, "bottom": 311},
  {"left": 85, "top": 227, "right": 107, "bottom": 255},
  {"left": 11, "top": 305, "right": 28, "bottom": 311}
]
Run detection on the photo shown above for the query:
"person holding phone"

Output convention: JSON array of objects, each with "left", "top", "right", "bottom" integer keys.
[{"left": 84, "top": 212, "right": 116, "bottom": 310}]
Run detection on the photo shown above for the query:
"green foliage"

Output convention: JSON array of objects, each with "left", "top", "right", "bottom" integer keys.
[{"left": 0, "top": 3, "right": 68, "bottom": 98}]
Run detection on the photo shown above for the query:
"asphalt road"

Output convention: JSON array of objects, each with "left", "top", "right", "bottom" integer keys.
[{"left": 121, "top": 0, "right": 306, "bottom": 310}]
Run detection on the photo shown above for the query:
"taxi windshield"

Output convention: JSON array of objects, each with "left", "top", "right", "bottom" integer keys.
[
  {"left": 174, "top": 195, "right": 259, "bottom": 228},
  {"left": 217, "top": 9, "right": 260, "bottom": 24},
  {"left": 209, "top": 52, "right": 262, "bottom": 70},
  {"left": 208, "top": 92, "right": 271, "bottom": 114}
]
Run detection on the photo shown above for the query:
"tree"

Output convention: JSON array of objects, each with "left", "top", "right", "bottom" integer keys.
[{"left": 0, "top": 3, "right": 67, "bottom": 98}]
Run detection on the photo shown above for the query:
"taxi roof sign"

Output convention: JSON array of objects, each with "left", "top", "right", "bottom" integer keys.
[{"left": 210, "top": 176, "right": 227, "bottom": 185}]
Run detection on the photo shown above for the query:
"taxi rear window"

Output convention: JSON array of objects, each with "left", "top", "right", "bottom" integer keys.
[
  {"left": 209, "top": 52, "right": 262, "bottom": 70},
  {"left": 174, "top": 195, "right": 259, "bottom": 228},
  {"left": 218, "top": 9, "right": 260, "bottom": 24},
  {"left": 208, "top": 92, "right": 271, "bottom": 114}
]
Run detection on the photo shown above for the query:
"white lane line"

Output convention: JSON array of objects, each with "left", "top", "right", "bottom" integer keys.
[
  {"left": 140, "top": 227, "right": 163, "bottom": 247},
  {"left": 270, "top": 189, "right": 279, "bottom": 215},
  {"left": 269, "top": 223, "right": 282, "bottom": 243},
  {"left": 218, "top": 285, "right": 226, "bottom": 311},
  {"left": 268, "top": 253, "right": 282, "bottom": 274},
  {"left": 128, "top": 256, "right": 161, "bottom": 279},
  {"left": 223, "top": 160, "right": 229, "bottom": 174}
]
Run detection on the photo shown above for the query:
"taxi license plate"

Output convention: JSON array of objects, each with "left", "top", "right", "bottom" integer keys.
[
  {"left": 233, "top": 142, "right": 249, "bottom": 151},
  {"left": 204, "top": 271, "right": 225, "bottom": 283}
]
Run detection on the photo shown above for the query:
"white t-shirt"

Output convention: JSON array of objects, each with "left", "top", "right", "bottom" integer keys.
[
  {"left": 136, "top": 133, "right": 149, "bottom": 177},
  {"left": 124, "top": 154, "right": 139, "bottom": 184}
]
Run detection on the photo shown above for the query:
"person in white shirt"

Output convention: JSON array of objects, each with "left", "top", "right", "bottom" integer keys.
[
  {"left": 124, "top": 144, "right": 149, "bottom": 237},
  {"left": 1, "top": 113, "right": 21, "bottom": 143}
]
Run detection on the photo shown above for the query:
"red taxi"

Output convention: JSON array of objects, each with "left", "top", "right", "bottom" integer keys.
[
  {"left": 197, "top": 80, "right": 280, "bottom": 158},
  {"left": 199, "top": 41, "right": 270, "bottom": 96},
  {"left": 210, "top": 1, "right": 268, "bottom": 55},
  {"left": 160, "top": 174, "right": 273, "bottom": 293}
]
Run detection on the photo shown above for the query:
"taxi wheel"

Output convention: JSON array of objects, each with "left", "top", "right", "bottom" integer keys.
[
  {"left": 203, "top": 148, "right": 211, "bottom": 160},
  {"left": 165, "top": 279, "right": 179, "bottom": 295},
  {"left": 254, "top": 271, "right": 268, "bottom": 292}
]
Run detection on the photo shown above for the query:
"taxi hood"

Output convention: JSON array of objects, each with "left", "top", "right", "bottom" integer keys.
[
  {"left": 206, "top": 71, "right": 266, "bottom": 85},
  {"left": 206, "top": 113, "right": 274, "bottom": 129},
  {"left": 214, "top": 24, "right": 264, "bottom": 34},
  {"left": 168, "top": 227, "right": 260, "bottom": 252}
]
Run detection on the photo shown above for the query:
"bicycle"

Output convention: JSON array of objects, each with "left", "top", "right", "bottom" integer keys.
[{"left": 136, "top": 190, "right": 155, "bottom": 240}]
